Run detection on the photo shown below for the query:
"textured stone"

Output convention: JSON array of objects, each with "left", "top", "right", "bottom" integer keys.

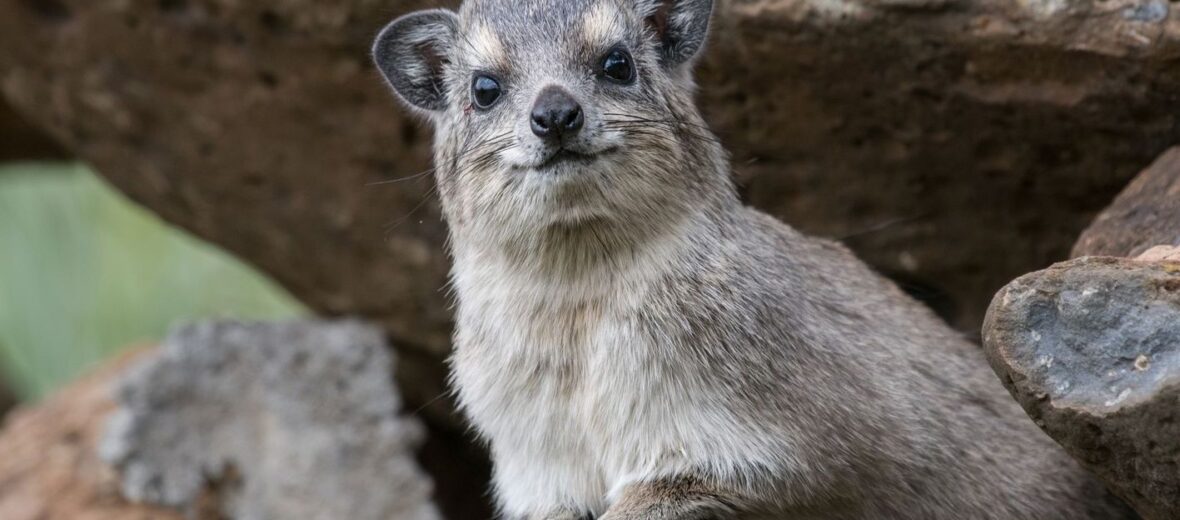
[
  {"left": 983, "top": 257, "right": 1180, "bottom": 520},
  {"left": 1074, "top": 147, "right": 1180, "bottom": 259},
  {"left": 100, "top": 320, "right": 440, "bottom": 520},
  {"left": 0, "top": 349, "right": 183, "bottom": 520}
]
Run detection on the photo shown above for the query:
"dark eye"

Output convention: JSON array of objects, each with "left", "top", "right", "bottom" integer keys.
[
  {"left": 600, "top": 48, "right": 635, "bottom": 84},
  {"left": 471, "top": 75, "right": 502, "bottom": 109}
]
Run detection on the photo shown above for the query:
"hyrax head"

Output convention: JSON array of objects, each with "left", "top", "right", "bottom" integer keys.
[{"left": 373, "top": 0, "right": 725, "bottom": 247}]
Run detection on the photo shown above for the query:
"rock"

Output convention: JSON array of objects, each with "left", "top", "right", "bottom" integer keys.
[
  {"left": 0, "top": 349, "right": 183, "bottom": 520},
  {"left": 0, "top": 323, "right": 461, "bottom": 520},
  {"left": 100, "top": 320, "right": 441, "bottom": 520},
  {"left": 983, "top": 146, "right": 1180, "bottom": 517},
  {"left": 1074, "top": 147, "right": 1180, "bottom": 259},
  {"left": 983, "top": 257, "right": 1180, "bottom": 520}
]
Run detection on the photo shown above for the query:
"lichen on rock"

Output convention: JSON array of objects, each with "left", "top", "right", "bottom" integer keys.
[{"left": 100, "top": 320, "right": 440, "bottom": 520}]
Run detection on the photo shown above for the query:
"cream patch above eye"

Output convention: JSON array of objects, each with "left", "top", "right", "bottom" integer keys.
[
  {"left": 466, "top": 22, "right": 508, "bottom": 69},
  {"left": 581, "top": 3, "right": 626, "bottom": 48}
]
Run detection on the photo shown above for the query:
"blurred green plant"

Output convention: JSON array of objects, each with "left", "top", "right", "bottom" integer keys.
[{"left": 0, "top": 163, "right": 304, "bottom": 400}]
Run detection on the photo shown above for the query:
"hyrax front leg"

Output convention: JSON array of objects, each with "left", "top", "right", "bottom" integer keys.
[{"left": 601, "top": 478, "right": 739, "bottom": 520}]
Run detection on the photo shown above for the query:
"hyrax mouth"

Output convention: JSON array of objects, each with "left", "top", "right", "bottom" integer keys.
[{"left": 536, "top": 147, "right": 617, "bottom": 172}]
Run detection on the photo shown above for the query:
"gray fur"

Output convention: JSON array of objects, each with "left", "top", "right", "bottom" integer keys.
[
  {"left": 372, "top": 0, "right": 1137, "bottom": 518},
  {"left": 374, "top": 9, "right": 459, "bottom": 112},
  {"left": 643, "top": 0, "right": 713, "bottom": 66}
]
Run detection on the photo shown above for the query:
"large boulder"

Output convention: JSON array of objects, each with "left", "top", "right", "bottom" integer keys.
[{"left": 983, "top": 255, "right": 1180, "bottom": 520}]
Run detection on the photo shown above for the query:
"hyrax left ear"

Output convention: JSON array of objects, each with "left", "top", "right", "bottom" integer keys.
[
  {"left": 373, "top": 9, "right": 459, "bottom": 113},
  {"left": 645, "top": 0, "right": 714, "bottom": 67}
]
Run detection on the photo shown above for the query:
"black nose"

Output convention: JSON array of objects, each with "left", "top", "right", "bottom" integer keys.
[{"left": 530, "top": 86, "right": 584, "bottom": 140}]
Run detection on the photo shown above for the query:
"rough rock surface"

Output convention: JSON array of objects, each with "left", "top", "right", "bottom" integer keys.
[
  {"left": 3, "top": 0, "right": 1179, "bottom": 371},
  {"left": 983, "top": 257, "right": 1180, "bottom": 520},
  {"left": 1074, "top": 147, "right": 1180, "bottom": 259},
  {"left": 0, "top": 349, "right": 183, "bottom": 520},
  {"left": 100, "top": 320, "right": 440, "bottom": 520}
]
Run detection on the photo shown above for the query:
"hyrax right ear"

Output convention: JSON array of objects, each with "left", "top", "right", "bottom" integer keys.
[
  {"left": 644, "top": 0, "right": 714, "bottom": 68},
  {"left": 373, "top": 9, "right": 460, "bottom": 113}
]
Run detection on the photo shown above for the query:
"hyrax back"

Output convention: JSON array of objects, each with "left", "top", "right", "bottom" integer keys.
[{"left": 372, "top": 0, "right": 1137, "bottom": 518}]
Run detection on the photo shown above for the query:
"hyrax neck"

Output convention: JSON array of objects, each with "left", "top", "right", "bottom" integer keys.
[{"left": 453, "top": 204, "right": 718, "bottom": 302}]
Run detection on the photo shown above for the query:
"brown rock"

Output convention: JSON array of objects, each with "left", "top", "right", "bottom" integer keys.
[
  {"left": 0, "top": 349, "right": 182, "bottom": 520},
  {"left": 1074, "top": 147, "right": 1180, "bottom": 259},
  {"left": 983, "top": 257, "right": 1180, "bottom": 520}
]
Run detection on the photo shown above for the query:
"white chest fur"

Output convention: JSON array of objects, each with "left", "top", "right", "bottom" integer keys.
[
  {"left": 448, "top": 241, "right": 788, "bottom": 517},
  {"left": 450, "top": 256, "right": 642, "bottom": 514}
]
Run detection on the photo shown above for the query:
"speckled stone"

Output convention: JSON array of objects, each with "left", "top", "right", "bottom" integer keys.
[
  {"left": 984, "top": 257, "right": 1180, "bottom": 520},
  {"left": 100, "top": 320, "right": 440, "bottom": 520}
]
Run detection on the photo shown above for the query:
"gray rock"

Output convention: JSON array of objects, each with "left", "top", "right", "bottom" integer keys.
[
  {"left": 100, "top": 320, "right": 440, "bottom": 520},
  {"left": 983, "top": 257, "right": 1180, "bottom": 520},
  {"left": 1073, "top": 147, "right": 1180, "bottom": 259}
]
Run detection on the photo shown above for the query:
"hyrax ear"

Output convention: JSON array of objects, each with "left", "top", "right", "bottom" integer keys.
[
  {"left": 643, "top": 0, "right": 714, "bottom": 68},
  {"left": 373, "top": 9, "right": 460, "bottom": 113}
]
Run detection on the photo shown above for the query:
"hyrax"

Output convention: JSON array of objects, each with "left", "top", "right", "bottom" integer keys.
[{"left": 372, "top": 1, "right": 1136, "bottom": 518}]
